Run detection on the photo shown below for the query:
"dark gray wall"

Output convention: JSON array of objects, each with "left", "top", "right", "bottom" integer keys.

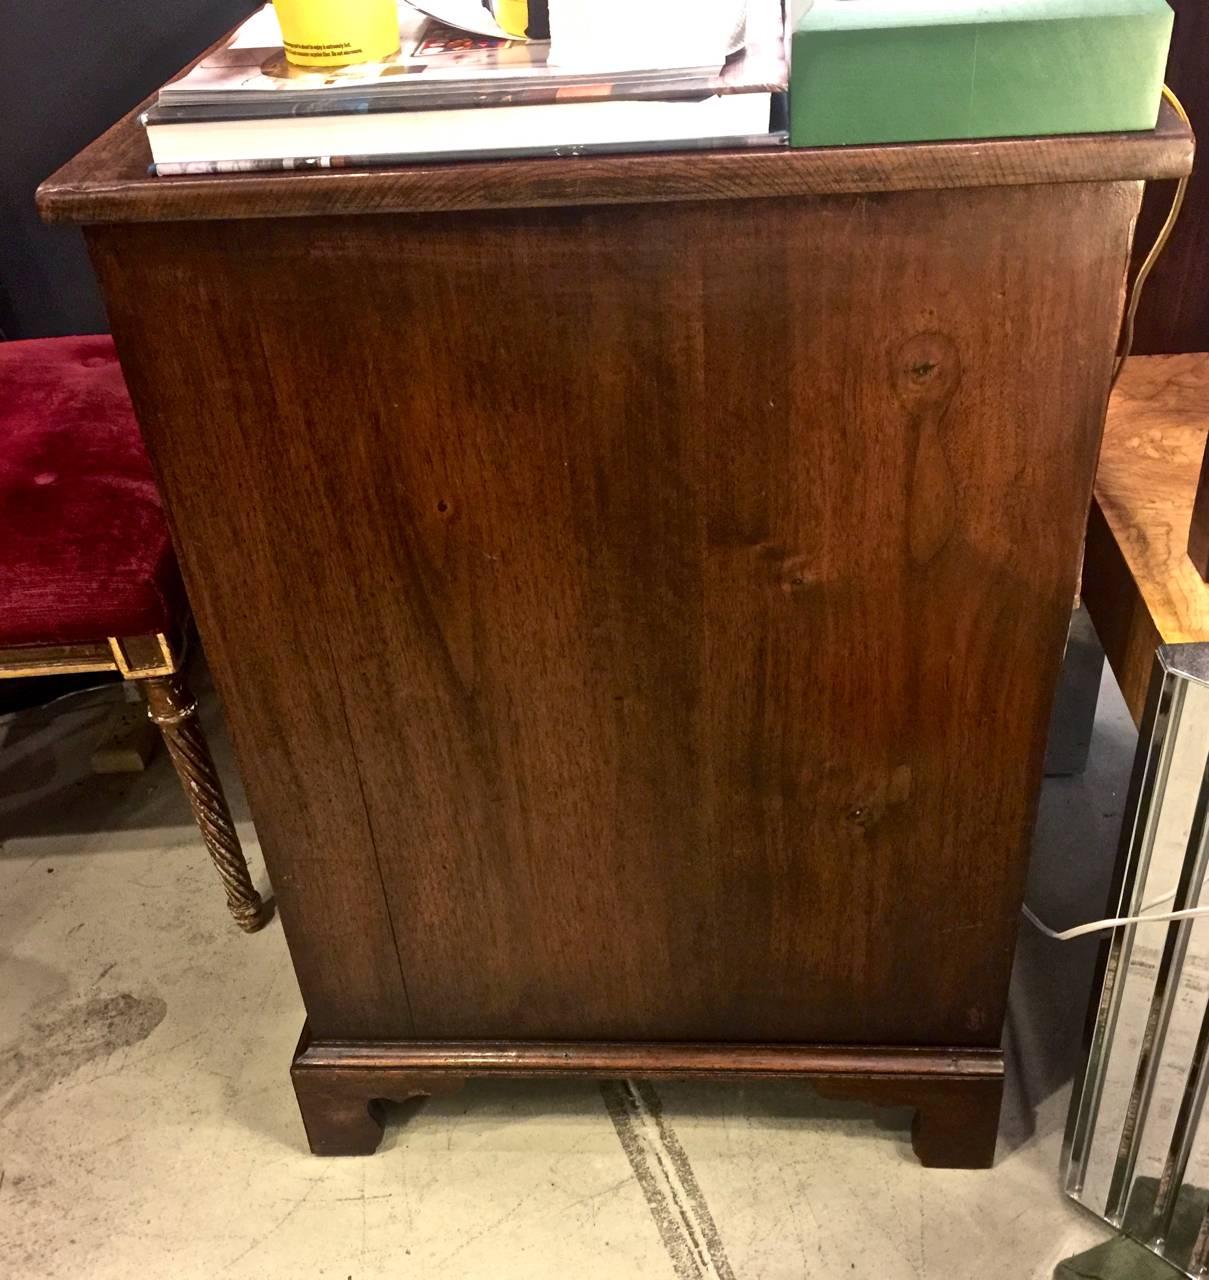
[
  {"left": 0, "top": 0, "right": 254, "bottom": 338},
  {"left": 1133, "top": 0, "right": 1209, "bottom": 355}
]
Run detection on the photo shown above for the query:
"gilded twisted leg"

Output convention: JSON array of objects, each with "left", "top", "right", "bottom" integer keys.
[{"left": 140, "top": 674, "right": 268, "bottom": 932}]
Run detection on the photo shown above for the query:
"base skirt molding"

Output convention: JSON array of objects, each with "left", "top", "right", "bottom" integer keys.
[{"left": 291, "top": 1027, "right": 1005, "bottom": 1168}]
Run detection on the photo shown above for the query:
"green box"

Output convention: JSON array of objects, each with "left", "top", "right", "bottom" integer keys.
[{"left": 789, "top": 0, "right": 1173, "bottom": 148}]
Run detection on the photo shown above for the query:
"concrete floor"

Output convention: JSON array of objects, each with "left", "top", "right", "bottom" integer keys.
[{"left": 0, "top": 662, "right": 1140, "bottom": 1279}]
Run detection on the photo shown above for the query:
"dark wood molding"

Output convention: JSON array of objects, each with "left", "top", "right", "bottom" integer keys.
[
  {"left": 295, "top": 1036, "right": 1004, "bottom": 1080},
  {"left": 291, "top": 1030, "right": 1005, "bottom": 1166},
  {"left": 38, "top": 100, "right": 1192, "bottom": 227}
]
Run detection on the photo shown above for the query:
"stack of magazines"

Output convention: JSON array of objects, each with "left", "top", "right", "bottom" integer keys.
[{"left": 143, "top": 0, "right": 788, "bottom": 175}]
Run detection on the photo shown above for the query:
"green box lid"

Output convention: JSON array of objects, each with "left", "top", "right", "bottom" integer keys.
[{"left": 790, "top": 0, "right": 1174, "bottom": 147}]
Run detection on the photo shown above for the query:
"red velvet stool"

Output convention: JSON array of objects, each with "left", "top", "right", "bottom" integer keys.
[{"left": 0, "top": 335, "right": 267, "bottom": 931}]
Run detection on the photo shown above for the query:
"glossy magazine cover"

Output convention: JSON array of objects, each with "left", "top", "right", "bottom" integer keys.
[{"left": 150, "top": 0, "right": 785, "bottom": 120}]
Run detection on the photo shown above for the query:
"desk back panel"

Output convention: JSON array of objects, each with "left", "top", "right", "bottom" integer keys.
[{"left": 90, "top": 179, "right": 1137, "bottom": 1045}]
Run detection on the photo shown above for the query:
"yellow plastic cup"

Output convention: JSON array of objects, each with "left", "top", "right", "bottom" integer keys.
[
  {"left": 272, "top": 0, "right": 401, "bottom": 67},
  {"left": 491, "top": 1, "right": 550, "bottom": 39}
]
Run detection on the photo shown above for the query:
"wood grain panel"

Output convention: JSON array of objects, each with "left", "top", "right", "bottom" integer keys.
[
  {"left": 86, "top": 179, "right": 1140, "bottom": 1046},
  {"left": 693, "top": 180, "right": 1139, "bottom": 1046},
  {"left": 88, "top": 225, "right": 414, "bottom": 1040}
]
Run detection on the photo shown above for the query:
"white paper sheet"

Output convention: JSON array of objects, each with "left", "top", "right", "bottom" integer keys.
[
  {"left": 547, "top": 0, "right": 747, "bottom": 70},
  {"left": 230, "top": 0, "right": 748, "bottom": 66}
]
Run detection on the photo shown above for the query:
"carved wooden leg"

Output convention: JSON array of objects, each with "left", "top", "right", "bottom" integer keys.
[
  {"left": 814, "top": 1070, "right": 1004, "bottom": 1169},
  {"left": 292, "top": 1045, "right": 464, "bottom": 1155},
  {"left": 140, "top": 673, "right": 269, "bottom": 933}
]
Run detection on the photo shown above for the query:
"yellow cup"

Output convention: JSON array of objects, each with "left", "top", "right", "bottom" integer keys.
[
  {"left": 490, "top": 1, "right": 550, "bottom": 39},
  {"left": 272, "top": 0, "right": 401, "bottom": 67}
]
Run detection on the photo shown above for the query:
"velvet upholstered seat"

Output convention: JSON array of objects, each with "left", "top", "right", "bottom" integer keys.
[
  {"left": 0, "top": 335, "right": 185, "bottom": 647},
  {"left": 0, "top": 334, "right": 267, "bottom": 932}
]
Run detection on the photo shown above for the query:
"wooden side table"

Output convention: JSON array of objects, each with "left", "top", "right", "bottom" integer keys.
[
  {"left": 1083, "top": 355, "right": 1209, "bottom": 725},
  {"left": 39, "top": 98, "right": 1193, "bottom": 1168}
]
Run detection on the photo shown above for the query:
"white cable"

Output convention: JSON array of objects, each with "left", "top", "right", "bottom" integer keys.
[{"left": 1022, "top": 901, "right": 1209, "bottom": 943}]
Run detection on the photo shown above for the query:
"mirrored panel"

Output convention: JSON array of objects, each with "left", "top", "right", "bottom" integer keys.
[{"left": 1066, "top": 645, "right": 1209, "bottom": 1277}]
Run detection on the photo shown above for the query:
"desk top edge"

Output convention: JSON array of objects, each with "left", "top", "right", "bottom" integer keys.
[{"left": 39, "top": 98, "right": 1193, "bottom": 226}]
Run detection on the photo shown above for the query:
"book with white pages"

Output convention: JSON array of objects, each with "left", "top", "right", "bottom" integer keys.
[
  {"left": 145, "top": 90, "right": 781, "bottom": 170},
  {"left": 142, "top": 0, "right": 786, "bottom": 172}
]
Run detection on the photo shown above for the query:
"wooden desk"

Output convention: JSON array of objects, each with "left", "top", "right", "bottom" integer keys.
[{"left": 40, "top": 103, "right": 1193, "bottom": 1168}]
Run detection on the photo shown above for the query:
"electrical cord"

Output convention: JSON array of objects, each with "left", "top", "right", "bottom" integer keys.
[
  {"left": 1026, "top": 883, "right": 1209, "bottom": 942},
  {"left": 1025, "top": 883, "right": 1204, "bottom": 942},
  {"left": 1023, "top": 900, "right": 1209, "bottom": 943},
  {"left": 1110, "top": 84, "right": 1191, "bottom": 392}
]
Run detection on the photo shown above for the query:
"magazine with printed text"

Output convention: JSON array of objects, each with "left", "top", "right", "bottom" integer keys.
[{"left": 149, "top": 0, "right": 785, "bottom": 122}]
